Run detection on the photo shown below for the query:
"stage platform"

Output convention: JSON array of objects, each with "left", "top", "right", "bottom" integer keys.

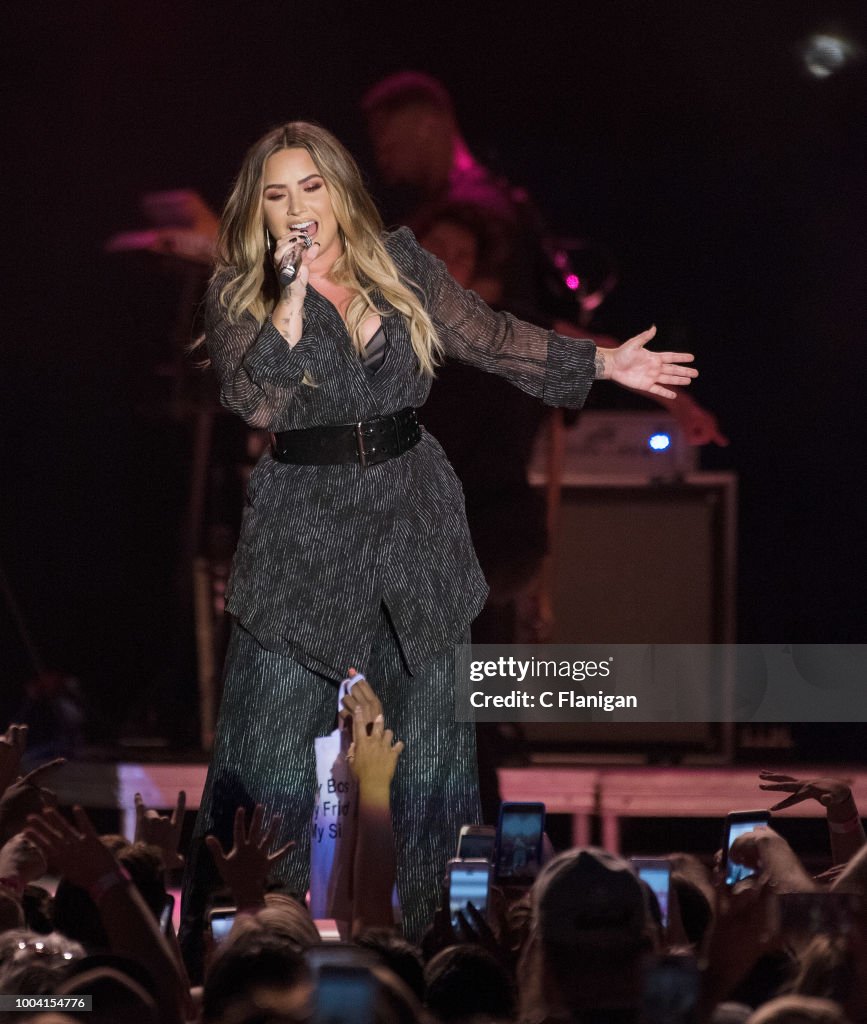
[{"left": 50, "top": 761, "right": 867, "bottom": 853}]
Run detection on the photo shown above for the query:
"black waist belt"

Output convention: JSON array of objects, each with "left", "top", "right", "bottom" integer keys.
[{"left": 272, "top": 407, "right": 421, "bottom": 468}]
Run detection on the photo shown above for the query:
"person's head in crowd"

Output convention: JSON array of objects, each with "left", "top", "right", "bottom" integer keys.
[
  {"left": 790, "top": 935, "right": 859, "bottom": 1016},
  {"left": 368, "top": 962, "right": 424, "bottom": 1024},
  {"left": 668, "top": 852, "right": 715, "bottom": 950},
  {"left": 520, "top": 847, "right": 653, "bottom": 1019},
  {"left": 424, "top": 945, "right": 516, "bottom": 1022},
  {"left": 0, "top": 929, "right": 84, "bottom": 996},
  {"left": 729, "top": 952, "right": 800, "bottom": 1015},
  {"left": 747, "top": 994, "right": 852, "bottom": 1024},
  {"left": 204, "top": 942, "right": 418, "bottom": 1024},
  {"left": 117, "top": 841, "right": 168, "bottom": 919},
  {"left": 56, "top": 965, "right": 160, "bottom": 1024},
  {"left": 713, "top": 1003, "right": 754, "bottom": 1024},
  {"left": 52, "top": 837, "right": 168, "bottom": 950},
  {"left": 537, "top": 847, "right": 651, "bottom": 958},
  {"left": 355, "top": 928, "right": 425, "bottom": 1002},
  {"left": 638, "top": 877, "right": 664, "bottom": 948},
  {"left": 362, "top": 72, "right": 459, "bottom": 193},
  {"left": 202, "top": 929, "right": 314, "bottom": 1024},
  {"left": 203, "top": 892, "right": 319, "bottom": 962},
  {"left": 255, "top": 892, "right": 321, "bottom": 950},
  {"left": 672, "top": 873, "right": 714, "bottom": 949}
]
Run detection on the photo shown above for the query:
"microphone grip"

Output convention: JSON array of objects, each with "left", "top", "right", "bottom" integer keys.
[
  {"left": 278, "top": 233, "right": 312, "bottom": 288},
  {"left": 278, "top": 239, "right": 307, "bottom": 288}
]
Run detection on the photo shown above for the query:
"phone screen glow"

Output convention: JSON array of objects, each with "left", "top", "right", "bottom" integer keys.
[
  {"left": 726, "top": 819, "right": 766, "bottom": 885},
  {"left": 449, "top": 865, "right": 490, "bottom": 921},
  {"left": 638, "top": 866, "right": 670, "bottom": 926}
]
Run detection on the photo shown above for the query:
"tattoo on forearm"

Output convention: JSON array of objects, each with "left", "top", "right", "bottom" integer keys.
[
  {"left": 274, "top": 301, "right": 304, "bottom": 341},
  {"left": 594, "top": 350, "right": 606, "bottom": 379}
]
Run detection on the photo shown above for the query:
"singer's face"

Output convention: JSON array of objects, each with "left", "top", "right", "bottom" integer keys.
[{"left": 262, "top": 147, "right": 342, "bottom": 265}]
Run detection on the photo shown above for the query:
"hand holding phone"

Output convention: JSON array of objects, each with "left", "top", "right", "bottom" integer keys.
[
  {"left": 446, "top": 858, "right": 492, "bottom": 927},
  {"left": 495, "top": 801, "right": 545, "bottom": 886},
  {"left": 207, "top": 906, "right": 237, "bottom": 945},
  {"left": 723, "top": 809, "right": 771, "bottom": 886},
  {"left": 456, "top": 824, "right": 496, "bottom": 861},
  {"left": 159, "top": 893, "right": 175, "bottom": 935}
]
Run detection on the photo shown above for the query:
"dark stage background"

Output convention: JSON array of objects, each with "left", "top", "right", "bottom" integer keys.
[{"left": 2, "top": 2, "right": 865, "bottom": 745}]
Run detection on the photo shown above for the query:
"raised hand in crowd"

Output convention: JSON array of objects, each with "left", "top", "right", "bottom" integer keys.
[
  {"left": 0, "top": 724, "right": 28, "bottom": 795},
  {"left": 759, "top": 770, "right": 865, "bottom": 866},
  {"left": 339, "top": 670, "right": 384, "bottom": 733},
  {"left": 345, "top": 699, "right": 405, "bottom": 937},
  {"left": 729, "top": 826, "right": 816, "bottom": 895},
  {"left": 665, "top": 853, "right": 716, "bottom": 954},
  {"left": 23, "top": 805, "right": 186, "bottom": 1024},
  {"left": 135, "top": 789, "right": 187, "bottom": 872},
  {"left": 700, "top": 874, "right": 780, "bottom": 1016},
  {"left": 760, "top": 771, "right": 857, "bottom": 812},
  {"left": 0, "top": 831, "right": 47, "bottom": 891},
  {"left": 0, "top": 757, "right": 65, "bottom": 842},
  {"left": 205, "top": 804, "right": 294, "bottom": 912},
  {"left": 424, "top": 888, "right": 512, "bottom": 970},
  {"left": 346, "top": 707, "right": 404, "bottom": 792},
  {"left": 828, "top": 842, "right": 867, "bottom": 895}
]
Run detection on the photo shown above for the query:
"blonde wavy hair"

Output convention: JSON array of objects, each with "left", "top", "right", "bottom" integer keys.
[{"left": 215, "top": 122, "right": 442, "bottom": 375}]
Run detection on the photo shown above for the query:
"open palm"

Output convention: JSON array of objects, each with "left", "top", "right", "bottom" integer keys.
[{"left": 605, "top": 326, "right": 698, "bottom": 399}]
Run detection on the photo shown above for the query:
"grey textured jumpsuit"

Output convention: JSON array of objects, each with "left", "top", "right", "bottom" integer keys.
[{"left": 180, "top": 227, "right": 597, "bottom": 948}]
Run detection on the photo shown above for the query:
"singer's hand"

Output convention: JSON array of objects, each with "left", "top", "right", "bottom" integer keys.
[
  {"left": 271, "top": 232, "right": 318, "bottom": 345},
  {"left": 596, "top": 326, "right": 698, "bottom": 399},
  {"left": 273, "top": 231, "right": 318, "bottom": 295}
]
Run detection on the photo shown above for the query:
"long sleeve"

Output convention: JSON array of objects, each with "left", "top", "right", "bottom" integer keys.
[
  {"left": 387, "top": 227, "right": 598, "bottom": 409},
  {"left": 204, "top": 271, "right": 318, "bottom": 428}
]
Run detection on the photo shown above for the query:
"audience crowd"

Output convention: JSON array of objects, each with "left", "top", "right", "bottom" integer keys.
[{"left": 1, "top": 707, "right": 866, "bottom": 1024}]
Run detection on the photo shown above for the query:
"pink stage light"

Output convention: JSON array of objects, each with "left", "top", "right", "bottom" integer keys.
[{"left": 566, "top": 273, "right": 580, "bottom": 291}]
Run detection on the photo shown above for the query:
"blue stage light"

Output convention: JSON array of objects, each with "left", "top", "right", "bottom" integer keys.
[{"left": 649, "top": 433, "right": 671, "bottom": 452}]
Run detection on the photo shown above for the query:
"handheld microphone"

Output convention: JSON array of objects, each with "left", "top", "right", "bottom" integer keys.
[{"left": 278, "top": 233, "right": 312, "bottom": 287}]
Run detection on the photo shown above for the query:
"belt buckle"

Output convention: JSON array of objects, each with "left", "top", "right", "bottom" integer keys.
[{"left": 354, "top": 421, "right": 368, "bottom": 469}]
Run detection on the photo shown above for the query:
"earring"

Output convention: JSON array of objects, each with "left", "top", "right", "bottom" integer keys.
[{"left": 264, "top": 228, "right": 273, "bottom": 255}]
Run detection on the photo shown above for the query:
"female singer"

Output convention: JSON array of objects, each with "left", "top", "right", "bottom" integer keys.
[{"left": 180, "top": 121, "right": 697, "bottom": 950}]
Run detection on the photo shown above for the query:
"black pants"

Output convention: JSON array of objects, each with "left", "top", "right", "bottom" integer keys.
[{"left": 180, "top": 608, "right": 480, "bottom": 975}]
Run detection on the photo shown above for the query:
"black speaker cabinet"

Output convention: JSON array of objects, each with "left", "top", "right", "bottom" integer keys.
[
  {"left": 547, "top": 474, "right": 736, "bottom": 645},
  {"left": 523, "top": 473, "right": 737, "bottom": 759}
]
